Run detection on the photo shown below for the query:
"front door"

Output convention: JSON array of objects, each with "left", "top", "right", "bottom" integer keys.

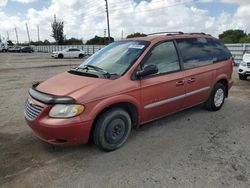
[{"left": 139, "top": 41, "right": 186, "bottom": 123}]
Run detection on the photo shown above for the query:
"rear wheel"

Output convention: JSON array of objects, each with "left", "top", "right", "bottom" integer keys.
[
  {"left": 58, "top": 54, "right": 64, "bottom": 59},
  {"left": 204, "top": 83, "right": 226, "bottom": 111},
  {"left": 79, "top": 54, "right": 84, "bottom": 58},
  {"left": 239, "top": 74, "right": 247, "bottom": 80},
  {"left": 93, "top": 108, "right": 132, "bottom": 151}
]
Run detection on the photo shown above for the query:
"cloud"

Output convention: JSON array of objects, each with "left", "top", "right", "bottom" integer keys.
[
  {"left": 12, "top": 0, "right": 37, "bottom": 3},
  {"left": 0, "top": 0, "right": 8, "bottom": 8},
  {"left": 1, "top": 0, "right": 250, "bottom": 43}
]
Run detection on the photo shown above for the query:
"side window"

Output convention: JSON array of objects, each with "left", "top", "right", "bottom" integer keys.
[
  {"left": 176, "top": 38, "right": 232, "bottom": 69},
  {"left": 208, "top": 39, "right": 232, "bottom": 62},
  {"left": 176, "top": 38, "right": 213, "bottom": 69},
  {"left": 143, "top": 41, "right": 180, "bottom": 74}
]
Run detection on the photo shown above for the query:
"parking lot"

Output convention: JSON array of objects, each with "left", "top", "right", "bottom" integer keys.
[{"left": 0, "top": 52, "right": 250, "bottom": 188}]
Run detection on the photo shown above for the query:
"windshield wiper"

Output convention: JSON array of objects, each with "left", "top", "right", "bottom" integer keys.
[{"left": 76, "top": 65, "right": 111, "bottom": 78}]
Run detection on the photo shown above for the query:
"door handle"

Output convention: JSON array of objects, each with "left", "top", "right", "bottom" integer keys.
[
  {"left": 187, "top": 78, "right": 196, "bottom": 83},
  {"left": 176, "top": 80, "right": 185, "bottom": 86}
]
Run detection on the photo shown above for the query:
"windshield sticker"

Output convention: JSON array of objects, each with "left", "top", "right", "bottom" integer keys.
[{"left": 128, "top": 44, "right": 145, "bottom": 49}]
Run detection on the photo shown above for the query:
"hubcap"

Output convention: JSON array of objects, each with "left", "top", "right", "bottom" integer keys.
[
  {"left": 214, "top": 88, "right": 224, "bottom": 107},
  {"left": 105, "top": 118, "right": 126, "bottom": 144}
]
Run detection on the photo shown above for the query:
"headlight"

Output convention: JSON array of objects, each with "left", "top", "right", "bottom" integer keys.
[
  {"left": 49, "top": 104, "right": 84, "bottom": 118},
  {"left": 240, "top": 61, "right": 247, "bottom": 67}
]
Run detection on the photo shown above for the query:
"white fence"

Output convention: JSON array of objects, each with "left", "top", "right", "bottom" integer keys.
[
  {"left": 33, "top": 44, "right": 250, "bottom": 65},
  {"left": 225, "top": 44, "right": 250, "bottom": 64}
]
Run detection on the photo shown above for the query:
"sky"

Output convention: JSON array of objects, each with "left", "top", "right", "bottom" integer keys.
[{"left": 0, "top": 0, "right": 249, "bottom": 43}]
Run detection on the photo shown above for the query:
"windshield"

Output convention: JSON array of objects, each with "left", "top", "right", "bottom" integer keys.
[{"left": 78, "top": 40, "right": 150, "bottom": 76}]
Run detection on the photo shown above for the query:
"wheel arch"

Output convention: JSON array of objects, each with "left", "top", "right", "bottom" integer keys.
[
  {"left": 88, "top": 96, "right": 141, "bottom": 141},
  {"left": 215, "top": 75, "right": 229, "bottom": 97}
]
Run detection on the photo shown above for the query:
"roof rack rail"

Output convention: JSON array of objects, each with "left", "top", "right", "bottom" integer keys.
[
  {"left": 147, "top": 31, "right": 184, "bottom": 36},
  {"left": 186, "top": 32, "right": 211, "bottom": 36}
]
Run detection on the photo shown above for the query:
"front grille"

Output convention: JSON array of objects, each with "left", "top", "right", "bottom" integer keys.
[
  {"left": 24, "top": 99, "right": 44, "bottom": 120},
  {"left": 247, "top": 62, "right": 250, "bottom": 68}
]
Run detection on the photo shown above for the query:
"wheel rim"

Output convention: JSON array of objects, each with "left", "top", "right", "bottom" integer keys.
[
  {"left": 105, "top": 118, "right": 126, "bottom": 144},
  {"left": 214, "top": 88, "right": 224, "bottom": 107}
]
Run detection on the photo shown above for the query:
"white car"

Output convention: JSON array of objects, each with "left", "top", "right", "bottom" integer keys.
[
  {"left": 0, "top": 43, "right": 8, "bottom": 52},
  {"left": 51, "top": 48, "right": 85, "bottom": 59},
  {"left": 238, "top": 52, "right": 250, "bottom": 80}
]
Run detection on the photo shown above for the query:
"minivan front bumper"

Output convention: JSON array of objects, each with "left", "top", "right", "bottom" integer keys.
[
  {"left": 26, "top": 115, "right": 92, "bottom": 145},
  {"left": 25, "top": 85, "right": 92, "bottom": 145}
]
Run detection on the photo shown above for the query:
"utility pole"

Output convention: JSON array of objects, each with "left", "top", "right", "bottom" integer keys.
[
  {"left": 7, "top": 31, "right": 9, "bottom": 41},
  {"left": 104, "top": 0, "right": 111, "bottom": 43},
  {"left": 26, "top": 23, "right": 31, "bottom": 44},
  {"left": 37, "top": 25, "right": 40, "bottom": 41},
  {"left": 104, "top": 29, "right": 106, "bottom": 44},
  {"left": 121, "top": 29, "right": 124, "bottom": 39},
  {"left": 54, "top": 14, "right": 58, "bottom": 44},
  {"left": 15, "top": 27, "right": 19, "bottom": 44}
]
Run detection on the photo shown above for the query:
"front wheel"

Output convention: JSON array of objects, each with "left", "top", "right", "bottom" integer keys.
[
  {"left": 93, "top": 108, "right": 132, "bottom": 151},
  {"left": 204, "top": 83, "right": 226, "bottom": 111},
  {"left": 239, "top": 74, "right": 247, "bottom": 80},
  {"left": 58, "top": 54, "right": 64, "bottom": 59}
]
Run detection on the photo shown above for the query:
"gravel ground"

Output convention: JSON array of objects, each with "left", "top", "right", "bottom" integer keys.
[{"left": 0, "top": 53, "right": 250, "bottom": 188}]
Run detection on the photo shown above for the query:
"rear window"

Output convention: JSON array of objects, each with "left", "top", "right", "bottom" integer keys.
[{"left": 176, "top": 38, "right": 232, "bottom": 69}]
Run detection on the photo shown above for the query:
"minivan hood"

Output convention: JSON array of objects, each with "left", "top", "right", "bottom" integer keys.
[{"left": 36, "top": 72, "right": 109, "bottom": 99}]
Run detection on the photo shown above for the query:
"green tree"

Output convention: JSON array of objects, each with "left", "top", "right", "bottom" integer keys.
[
  {"left": 219, "top": 29, "right": 247, "bottom": 43},
  {"left": 64, "top": 37, "right": 83, "bottom": 45},
  {"left": 240, "top": 36, "right": 250, "bottom": 43},
  {"left": 51, "top": 16, "right": 65, "bottom": 45},
  {"left": 86, "top": 35, "right": 114, "bottom": 45},
  {"left": 126, "top": 32, "right": 147, "bottom": 38},
  {"left": 7, "top": 40, "right": 14, "bottom": 46}
]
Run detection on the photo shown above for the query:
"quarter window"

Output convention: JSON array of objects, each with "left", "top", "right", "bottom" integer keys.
[
  {"left": 143, "top": 41, "right": 180, "bottom": 74},
  {"left": 176, "top": 38, "right": 232, "bottom": 69}
]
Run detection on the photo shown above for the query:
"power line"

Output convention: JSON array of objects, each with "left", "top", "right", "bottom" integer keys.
[{"left": 109, "top": 0, "right": 195, "bottom": 14}]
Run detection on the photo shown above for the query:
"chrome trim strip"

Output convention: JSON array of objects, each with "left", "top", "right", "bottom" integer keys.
[
  {"left": 144, "top": 94, "right": 186, "bottom": 109},
  {"left": 144, "top": 86, "right": 210, "bottom": 109},
  {"left": 185, "top": 86, "right": 210, "bottom": 97}
]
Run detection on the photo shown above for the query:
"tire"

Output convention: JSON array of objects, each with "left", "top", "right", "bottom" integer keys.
[
  {"left": 58, "top": 54, "right": 64, "bottom": 59},
  {"left": 79, "top": 54, "right": 84, "bottom": 58},
  {"left": 204, "top": 83, "right": 226, "bottom": 111},
  {"left": 239, "top": 74, "right": 247, "bottom": 80},
  {"left": 93, "top": 108, "right": 132, "bottom": 152}
]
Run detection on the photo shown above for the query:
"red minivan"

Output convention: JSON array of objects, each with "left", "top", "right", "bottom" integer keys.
[{"left": 25, "top": 32, "right": 233, "bottom": 151}]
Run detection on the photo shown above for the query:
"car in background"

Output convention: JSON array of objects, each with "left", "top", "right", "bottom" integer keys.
[
  {"left": 238, "top": 52, "right": 250, "bottom": 80},
  {"left": 21, "top": 46, "right": 34, "bottom": 53},
  {"left": 51, "top": 48, "right": 85, "bottom": 59},
  {"left": 8, "top": 46, "right": 21, "bottom": 52},
  {"left": 0, "top": 43, "right": 8, "bottom": 52}
]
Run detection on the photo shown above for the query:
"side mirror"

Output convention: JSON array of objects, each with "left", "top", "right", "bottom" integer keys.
[{"left": 136, "top": 64, "right": 158, "bottom": 78}]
